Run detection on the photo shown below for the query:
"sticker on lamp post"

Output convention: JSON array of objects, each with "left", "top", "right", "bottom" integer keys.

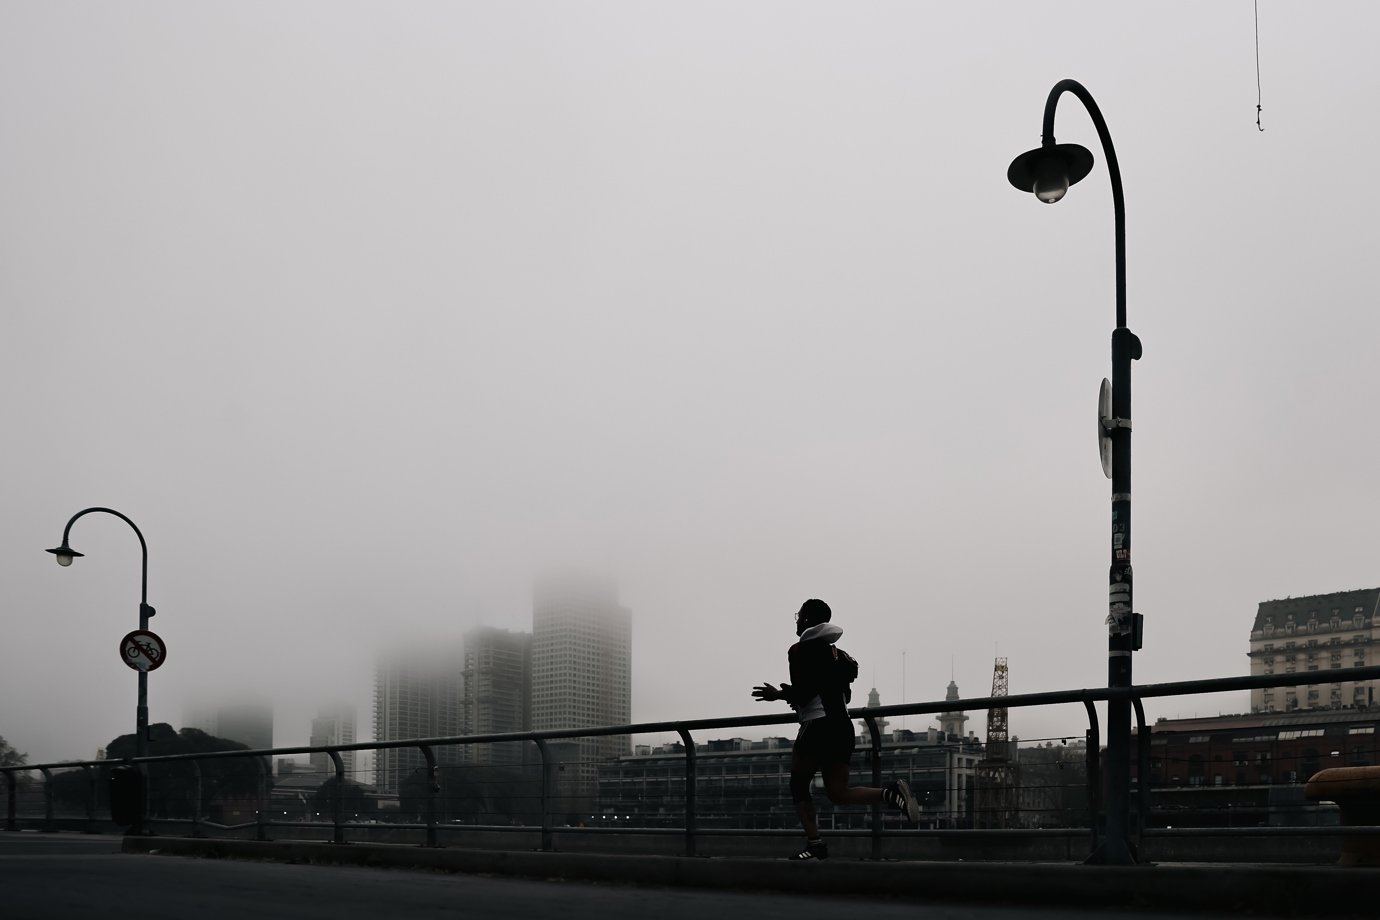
[{"left": 120, "top": 630, "right": 166, "bottom": 672}]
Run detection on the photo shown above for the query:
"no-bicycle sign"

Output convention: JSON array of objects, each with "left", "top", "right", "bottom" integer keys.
[{"left": 120, "top": 629, "right": 166, "bottom": 672}]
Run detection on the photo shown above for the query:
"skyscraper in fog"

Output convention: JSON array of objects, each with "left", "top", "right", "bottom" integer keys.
[
  {"left": 462, "top": 626, "right": 531, "bottom": 766},
  {"left": 531, "top": 573, "right": 632, "bottom": 803},
  {"left": 373, "top": 641, "right": 465, "bottom": 794},
  {"left": 183, "top": 700, "right": 273, "bottom": 750},
  {"left": 309, "top": 702, "right": 358, "bottom": 778}
]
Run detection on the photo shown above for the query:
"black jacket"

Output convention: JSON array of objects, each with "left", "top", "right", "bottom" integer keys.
[{"left": 785, "top": 634, "right": 850, "bottom": 720}]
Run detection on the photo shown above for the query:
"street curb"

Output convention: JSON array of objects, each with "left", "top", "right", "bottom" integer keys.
[{"left": 122, "top": 837, "right": 1379, "bottom": 916}]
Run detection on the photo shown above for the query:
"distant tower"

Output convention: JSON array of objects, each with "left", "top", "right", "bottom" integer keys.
[
  {"left": 863, "top": 687, "right": 889, "bottom": 740},
  {"left": 976, "top": 658, "right": 1018, "bottom": 828},
  {"left": 462, "top": 626, "right": 531, "bottom": 766},
  {"left": 185, "top": 700, "right": 273, "bottom": 750},
  {"left": 373, "top": 641, "right": 465, "bottom": 794},
  {"left": 939, "top": 680, "right": 969, "bottom": 739},
  {"left": 530, "top": 573, "right": 631, "bottom": 811},
  {"left": 309, "top": 703, "right": 357, "bottom": 778}
]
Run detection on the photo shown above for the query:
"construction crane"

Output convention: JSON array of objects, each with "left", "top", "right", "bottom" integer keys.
[{"left": 976, "top": 657, "right": 1019, "bottom": 828}]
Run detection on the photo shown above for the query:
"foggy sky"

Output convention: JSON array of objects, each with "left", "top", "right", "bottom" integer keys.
[{"left": 4, "top": 2, "right": 1379, "bottom": 765}]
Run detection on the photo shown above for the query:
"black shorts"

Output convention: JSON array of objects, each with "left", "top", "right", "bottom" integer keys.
[{"left": 794, "top": 716, "right": 856, "bottom": 766}]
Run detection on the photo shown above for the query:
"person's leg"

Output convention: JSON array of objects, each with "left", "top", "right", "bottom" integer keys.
[
  {"left": 821, "top": 763, "right": 920, "bottom": 825},
  {"left": 790, "top": 749, "right": 820, "bottom": 838},
  {"left": 821, "top": 762, "right": 883, "bottom": 805}
]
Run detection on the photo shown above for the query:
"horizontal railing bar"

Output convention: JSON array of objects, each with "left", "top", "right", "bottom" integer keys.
[
  {"left": 1143, "top": 825, "right": 1380, "bottom": 837},
  {"left": 7, "top": 666, "right": 1380, "bottom": 777}
]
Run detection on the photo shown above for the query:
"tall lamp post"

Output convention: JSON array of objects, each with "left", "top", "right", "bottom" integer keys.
[
  {"left": 46, "top": 507, "right": 157, "bottom": 833},
  {"left": 1007, "top": 79, "right": 1144, "bottom": 866}
]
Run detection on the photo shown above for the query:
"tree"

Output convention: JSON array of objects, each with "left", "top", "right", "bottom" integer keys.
[
  {"left": 399, "top": 762, "right": 542, "bottom": 825},
  {"left": 50, "top": 724, "right": 261, "bottom": 819},
  {"left": 308, "top": 776, "right": 375, "bottom": 822},
  {"left": 0, "top": 735, "right": 27, "bottom": 767}
]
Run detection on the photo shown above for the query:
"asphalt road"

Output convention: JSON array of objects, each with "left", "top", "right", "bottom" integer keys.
[{"left": 0, "top": 833, "right": 1241, "bottom": 920}]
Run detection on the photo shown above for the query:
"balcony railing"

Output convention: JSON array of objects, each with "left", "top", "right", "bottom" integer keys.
[{"left": 6, "top": 666, "right": 1380, "bottom": 861}]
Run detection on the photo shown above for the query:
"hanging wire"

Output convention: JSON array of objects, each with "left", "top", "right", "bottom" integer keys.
[{"left": 1255, "top": 0, "right": 1265, "bottom": 131}]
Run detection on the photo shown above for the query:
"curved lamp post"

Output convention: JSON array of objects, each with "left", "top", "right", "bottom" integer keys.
[
  {"left": 1008, "top": 79, "right": 1143, "bottom": 866},
  {"left": 46, "top": 507, "right": 156, "bottom": 833}
]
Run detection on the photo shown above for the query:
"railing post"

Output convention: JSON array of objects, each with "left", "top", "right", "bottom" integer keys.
[
  {"left": 4, "top": 771, "right": 15, "bottom": 831},
  {"left": 419, "top": 745, "right": 438, "bottom": 848},
  {"left": 1083, "top": 701, "right": 1101, "bottom": 854},
  {"left": 677, "top": 729, "right": 697, "bottom": 857},
  {"left": 38, "top": 768, "right": 54, "bottom": 832},
  {"left": 136, "top": 760, "right": 150, "bottom": 836},
  {"left": 255, "top": 757, "right": 271, "bottom": 842},
  {"left": 533, "top": 738, "right": 553, "bottom": 852},
  {"left": 81, "top": 766, "right": 98, "bottom": 833},
  {"left": 1132, "top": 696, "right": 1150, "bottom": 855},
  {"left": 190, "top": 761, "right": 203, "bottom": 838},
  {"left": 328, "top": 750, "right": 347, "bottom": 845},
  {"left": 864, "top": 715, "right": 883, "bottom": 859}
]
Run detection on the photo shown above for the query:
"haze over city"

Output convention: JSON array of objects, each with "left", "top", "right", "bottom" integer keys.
[{"left": 3, "top": 2, "right": 1379, "bottom": 766}]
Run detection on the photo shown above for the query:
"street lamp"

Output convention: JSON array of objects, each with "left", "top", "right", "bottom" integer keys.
[
  {"left": 1007, "top": 79, "right": 1144, "bottom": 866},
  {"left": 46, "top": 507, "right": 157, "bottom": 834}
]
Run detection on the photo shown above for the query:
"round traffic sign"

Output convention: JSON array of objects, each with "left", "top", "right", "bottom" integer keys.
[{"left": 120, "top": 629, "right": 166, "bottom": 672}]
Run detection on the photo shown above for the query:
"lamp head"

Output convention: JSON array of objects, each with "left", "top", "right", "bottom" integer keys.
[
  {"left": 1007, "top": 142, "right": 1094, "bottom": 204},
  {"left": 46, "top": 544, "right": 84, "bottom": 567}
]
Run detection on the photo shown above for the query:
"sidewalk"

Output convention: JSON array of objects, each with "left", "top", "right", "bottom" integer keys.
[{"left": 122, "top": 836, "right": 1378, "bottom": 917}]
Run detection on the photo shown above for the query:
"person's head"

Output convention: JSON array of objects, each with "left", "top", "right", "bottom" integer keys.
[{"left": 794, "top": 598, "right": 832, "bottom": 636}]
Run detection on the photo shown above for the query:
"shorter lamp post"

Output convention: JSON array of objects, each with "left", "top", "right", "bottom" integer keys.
[{"left": 47, "top": 507, "right": 157, "bottom": 834}]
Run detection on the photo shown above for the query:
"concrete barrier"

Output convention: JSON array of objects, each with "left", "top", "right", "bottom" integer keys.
[{"left": 122, "top": 836, "right": 1380, "bottom": 916}]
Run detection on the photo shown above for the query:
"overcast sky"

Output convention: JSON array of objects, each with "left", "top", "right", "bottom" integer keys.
[{"left": 4, "top": 2, "right": 1378, "bottom": 766}]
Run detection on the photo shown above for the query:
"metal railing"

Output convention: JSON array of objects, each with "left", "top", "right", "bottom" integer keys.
[{"left": 6, "top": 666, "right": 1380, "bottom": 860}]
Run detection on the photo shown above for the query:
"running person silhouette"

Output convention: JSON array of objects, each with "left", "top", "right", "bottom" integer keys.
[{"left": 752, "top": 598, "right": 919, "bottom": 860}]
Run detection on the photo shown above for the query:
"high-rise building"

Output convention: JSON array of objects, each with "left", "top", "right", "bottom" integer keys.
[
  {"left": 183, "top": 700, "right": 273, "bottom": 750},
  {"left": 1249, "top": 588, "right": 1380, "bottom": 714},
  {"left": 373, "top": 641, "right": 465, "bottom": 794},
  {"left": 531, "top": 573, "right": 632, "bottom": 809},
  {"left": 309, "top": 702, "right": 358, "bottom": 779},
  {"left": 462, "top": 626, "right": 531, "bottom": 766}
]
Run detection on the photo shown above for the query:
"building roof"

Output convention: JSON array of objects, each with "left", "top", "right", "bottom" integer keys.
[
  {"left": 1251, "top": 587, "right": 1380, "bottom": 634},
  {"left": 1148, "top": 707, "right": 1380, "bottom": 734}
]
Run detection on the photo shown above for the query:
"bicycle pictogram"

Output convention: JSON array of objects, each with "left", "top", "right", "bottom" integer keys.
[{"left": 120, "top": 629, "right": 166, "bottom": 672}]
